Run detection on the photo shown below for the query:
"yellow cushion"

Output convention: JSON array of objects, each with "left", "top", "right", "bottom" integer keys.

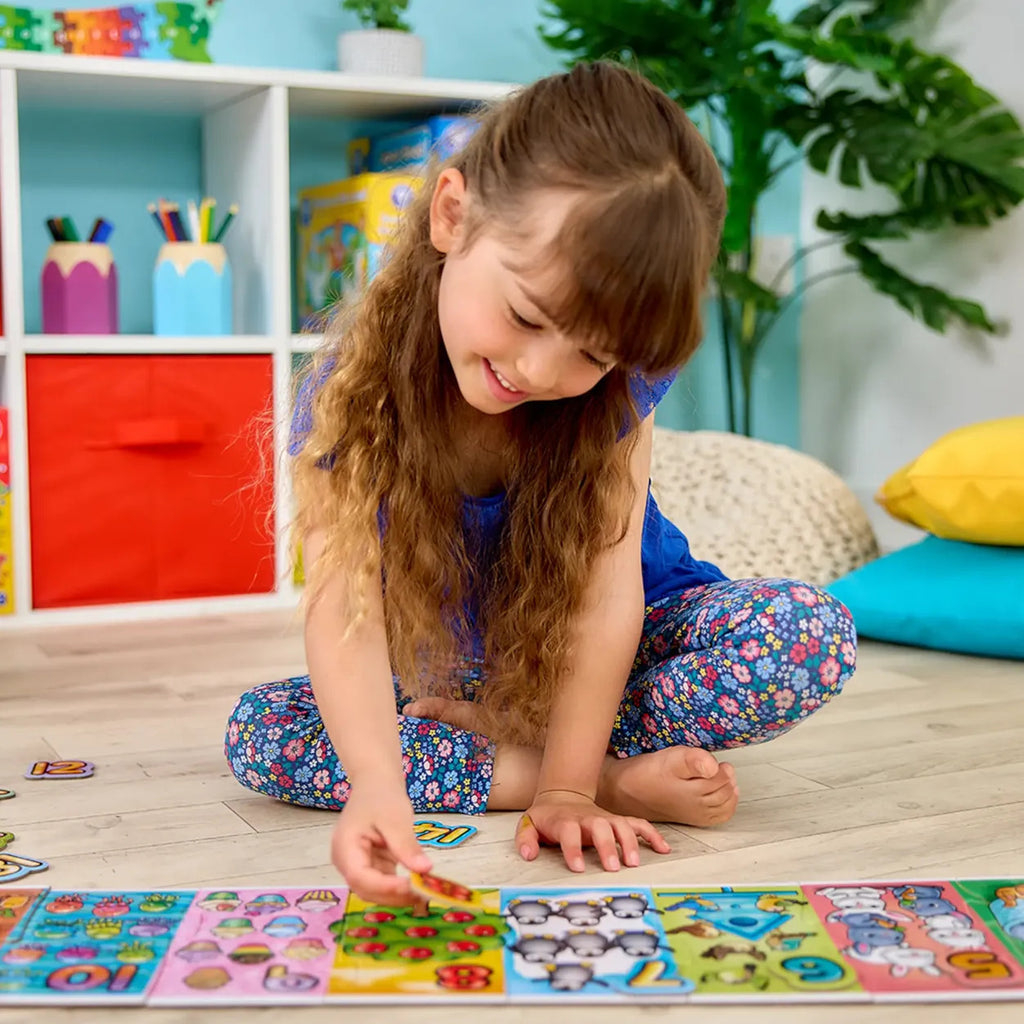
[{"left": 876, "top": 417, "right": 1024, "bottom": 545}]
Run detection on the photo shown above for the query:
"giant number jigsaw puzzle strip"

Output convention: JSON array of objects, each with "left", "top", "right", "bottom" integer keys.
[
  {"left": 0, "top": 2, "right": 222, "bottom": 61},
  {"left": 0, "top": 878, "right": 1022, "bottom": 1005}
]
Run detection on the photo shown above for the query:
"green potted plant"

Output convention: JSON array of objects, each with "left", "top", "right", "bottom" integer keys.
[
  {"left": 338, "top": 0, "right": 424, "bottom": 77},
  {"left": 539, "top": 0, "right": 1024, "bottom": 436}
]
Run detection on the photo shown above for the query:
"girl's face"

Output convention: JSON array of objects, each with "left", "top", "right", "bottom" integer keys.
[{"left": 430, "top": 171, "right": 615, "bottom": 416}]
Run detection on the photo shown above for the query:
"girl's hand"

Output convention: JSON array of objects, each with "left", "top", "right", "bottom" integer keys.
[
  {"left": 330, "top": 787, "right": 433, "bottom": 906},
  {"left": 515, "top": 790, "right": 670, "bottom": 873},
  {"left": 402, "top": 696, "right": 486, "bottom": 734}
]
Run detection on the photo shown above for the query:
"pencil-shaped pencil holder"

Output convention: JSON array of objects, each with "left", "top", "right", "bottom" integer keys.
[
  {"left": 153, "top": 242, "right": 232, "bottom": 335},
  {"left": 41, "top": 242, "right": 119, "bottom": 334}
]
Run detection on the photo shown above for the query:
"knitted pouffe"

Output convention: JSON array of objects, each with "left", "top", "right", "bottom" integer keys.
[{"left": 650, "top": 428, "right": 880, "bottom": 586}]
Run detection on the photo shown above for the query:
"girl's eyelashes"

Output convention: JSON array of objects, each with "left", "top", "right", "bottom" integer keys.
[
  {"left": 508, "top": 304, "right": 612, "bottom": 372},
  {"left": 509, "top": 305, "right": 541, "bottom": 331}
]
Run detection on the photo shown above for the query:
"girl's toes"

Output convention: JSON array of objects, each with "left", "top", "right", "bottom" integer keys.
[{"left": 678, "top": 747, "right": 720, "bottom": 779}]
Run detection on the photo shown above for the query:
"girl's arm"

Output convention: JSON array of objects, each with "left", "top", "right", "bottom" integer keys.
[
  {"left": 525, "top": 413, "right": 669, "bottom": 868},
  {"left": 303, "top": 523, "right": 432, "bottom": 902}
]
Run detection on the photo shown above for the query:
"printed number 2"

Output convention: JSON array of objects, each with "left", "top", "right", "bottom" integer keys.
[{"left": 781, "top": 956, "right": 846, "bottom": 984}]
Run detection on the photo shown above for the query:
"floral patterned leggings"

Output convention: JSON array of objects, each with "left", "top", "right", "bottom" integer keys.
[{"left": 225, "top": 578, "right": 856, "bottom": 815}]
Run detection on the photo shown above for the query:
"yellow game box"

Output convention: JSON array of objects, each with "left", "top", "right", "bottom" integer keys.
[{"left": 296, "top": 172, "right": 420, "bottom": 327}]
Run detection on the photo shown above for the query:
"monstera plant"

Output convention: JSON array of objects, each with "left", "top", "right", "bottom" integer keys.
[{"left": 540, "top": 0, "right": 1024, "bottom": 435}]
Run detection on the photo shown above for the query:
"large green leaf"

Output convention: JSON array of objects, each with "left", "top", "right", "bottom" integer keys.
[
  {"left": 816, "top": 202, "right": 990, "bottom": 238},
  {"left": 777, "top": 55, "right": 1024, "bottom": 226},
  {"left": 794, "top": 0, "right": 929, "bottom": 32},
  {"left": 845, "top": 240, "right": 999, "bottom": 333}
]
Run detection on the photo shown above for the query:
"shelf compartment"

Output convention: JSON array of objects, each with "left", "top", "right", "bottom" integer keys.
[{"left": 26, "top": 353, "right": 276, "bottom": 609}]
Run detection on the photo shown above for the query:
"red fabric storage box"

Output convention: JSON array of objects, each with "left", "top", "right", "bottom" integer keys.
[{"left": 26, "top": 354, "right": 275, "bottom": 608}]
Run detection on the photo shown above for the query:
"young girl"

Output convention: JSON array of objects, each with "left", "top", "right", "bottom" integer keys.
[{"left": 226, "top": 62, "right": 856, "bottom": 905}]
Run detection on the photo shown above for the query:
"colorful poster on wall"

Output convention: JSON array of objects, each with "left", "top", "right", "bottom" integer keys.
[{"left": 0, "top": 2, "right": 223, "bottom": 61}]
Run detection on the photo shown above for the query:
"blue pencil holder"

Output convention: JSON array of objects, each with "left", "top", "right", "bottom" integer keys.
[{"left": 153, "top": 242, "right": 232, "bottom": 335}]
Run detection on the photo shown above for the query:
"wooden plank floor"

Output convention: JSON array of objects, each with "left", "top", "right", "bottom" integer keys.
[{"left": 1, "top": 609, "right": 1022, "bottom": 1023}]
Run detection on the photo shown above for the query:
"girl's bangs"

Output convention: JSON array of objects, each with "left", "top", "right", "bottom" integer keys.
[{"left": 534, "top": 181, "right": 708, "bottom": 375}]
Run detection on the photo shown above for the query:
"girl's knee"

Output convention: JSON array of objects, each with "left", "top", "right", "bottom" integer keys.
[
  {"left": 766, "top": 579, "right": 857, "bottom": 706},
  {"left": 223, "top": 676, "right": 325, "bottom": 800}
]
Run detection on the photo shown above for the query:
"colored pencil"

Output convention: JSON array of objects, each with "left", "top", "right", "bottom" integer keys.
[
  {"left": 187, "top": 200, "right": 201, "bottom": 243},
  {"left": 147, "top": 203, "right": 166, "bottom": 238},
  {"left": 60, "top": 216, "right": 80, "bottom": 242},
  {"left": 211, "top": 203, "right": 238, "bottom": 244},
  {"left": 168, "top": 207, "right": 188, "bottom": 243},
  {"left": 158, "top": 201, "right": 178, "bottom": 242},
  {"left": 199, "top": 197, "right": 213, "bottom": 243},
  {"left": 46, "top": 217, "right": 65, "bottom": 241},
  {"left": 88, "top": 217, "right": 113, "bottom": 244}
]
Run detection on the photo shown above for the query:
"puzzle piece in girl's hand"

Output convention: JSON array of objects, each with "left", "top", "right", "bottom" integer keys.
[
  {"left": 0, "top": 788, "right": 14, "bottom": 799},
  {"left": 409, "top": 871, "right": 491, "bottom": 912},
  {"left": 0, "top": 852, "right": 49, "bottom": 883},
  {"left": 413, "top": 820, "right": 478, "bottom": 848},
  {"left": 24, "top": 759, "right": 94, "bottom": 779},
  {"left": 0, "top": 832, "right": 13, "bottom": 850}
]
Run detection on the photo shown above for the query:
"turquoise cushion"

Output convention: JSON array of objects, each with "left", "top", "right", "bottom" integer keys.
[{"left": 828, "top": 536, "right": 1024, "bottom": 660}]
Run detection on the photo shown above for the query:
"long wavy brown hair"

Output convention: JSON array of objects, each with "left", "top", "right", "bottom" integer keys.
[{"left": 293, "top": 62, "right": 725, "bottom": 744}]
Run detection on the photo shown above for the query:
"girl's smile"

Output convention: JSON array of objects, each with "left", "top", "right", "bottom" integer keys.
[{"left": 483, "top": 358, "right": 530, "bottom": 403}]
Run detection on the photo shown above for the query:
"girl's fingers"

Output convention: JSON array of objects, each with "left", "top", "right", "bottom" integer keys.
[
  {"left": 558, "top": 821, "right": 585, "bottom": 873},
  {"left": 587, "top": 818, "right": 622, "bottom": 872},
  {"left": 611, "top": 818, "right": 642, "bottom": 868},
  {"left": 515, "top": 811, "right": 540, "bottom": 861},
  {"left": 387, "top": 829, "right": 433, "bottom": 876},
  {"left": 403, "top": 697, "right": 482, "bottom": 732},
  {"left": 627, "top": 816, "right": 672, "bottom": 854}
]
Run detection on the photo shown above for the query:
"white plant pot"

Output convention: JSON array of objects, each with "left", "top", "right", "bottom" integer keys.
[{"left": 337, "top": 28, "right": 424, "bottom": 77}]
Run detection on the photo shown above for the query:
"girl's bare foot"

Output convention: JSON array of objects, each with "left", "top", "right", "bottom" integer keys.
[{"left": 598, "top": 746, "right": 739, "bottom": 827}]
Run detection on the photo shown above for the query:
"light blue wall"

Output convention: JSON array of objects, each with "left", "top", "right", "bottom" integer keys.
[
  {"left": 20, "top": 0, "right": 802, "bottom": 444},
  {"left": 210, "top": 0, "right": 558, "bottom": 83}
]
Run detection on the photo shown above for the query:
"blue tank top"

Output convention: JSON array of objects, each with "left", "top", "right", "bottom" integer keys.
[{"left": 290, "top": 366, "right": 727, "bottom": 610}]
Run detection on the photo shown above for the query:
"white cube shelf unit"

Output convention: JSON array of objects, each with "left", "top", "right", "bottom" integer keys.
[{"left": 0, "top": 51, "right": 512, "bottom": 628}]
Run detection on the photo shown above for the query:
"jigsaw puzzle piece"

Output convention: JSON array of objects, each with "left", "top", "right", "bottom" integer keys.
[
  {"left": 155, "top": 2, "right": 215, "bottom": 62},
  {"left": 0, "top": 6, "right": 61, "bottom": 54},
  {"left": 117, "top": 5, "right": 148, "bottom": 56}
]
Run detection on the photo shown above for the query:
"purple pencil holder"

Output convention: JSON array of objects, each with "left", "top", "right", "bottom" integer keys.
[{"left": 41, "top": 242, "right": 119, "bottom": 334}]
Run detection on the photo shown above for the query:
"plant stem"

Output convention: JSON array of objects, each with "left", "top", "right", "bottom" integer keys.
[
  {"left": 717, "top": 288, "right": 738, "bottom": 433},
  {"left": 767, "top": 235, "right": 850, "bottom": 294},
  {"left": 760, "top": 265, "right": 861, "bottom": 344},
  {"left": 766, "top": 150, "right": 805, "bottom": 184}
]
